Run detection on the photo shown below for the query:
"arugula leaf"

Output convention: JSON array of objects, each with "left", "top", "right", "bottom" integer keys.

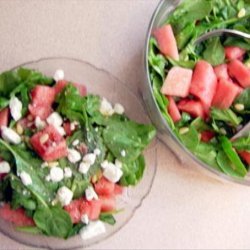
[
  {"left": 178, "top": 125, "right": 199, "bottom": 151},
  {"left": 220, "top": 136, "right": 247, "bottom": 177},
  {"left": 210, "top": 108, "right": 242, "bottom": 127},
  {"left": 176, "top": 112, "right": 191, "bottom": 128},
  {"left": 0, "top": 140, "right": 54, "bottom": 206},
  {"left": 203, "top": 37, "right": 225, "bottom": 66},
  {"left": 0, "top": 71, "right": 20, "bottom": 97},
  {"left": 194, "top": 142, "right": 221, "bottom": 170},
  {"left": 103, "top": 120, "right": 156, "bottom": 163},
  {"left": 191, "top": 117, "right": 211, "bottom": 132},
  {"left": 168, "top": 0, "right": 213, "bottom": 33},
  {"left": 34, "top": 206, "right": 73, "bottom": 238},
  {"left": 99, "top": 213, "right": 116, "bottom": 225},
  {"left": 232, "top": 135, "right": 250, "bottom": 151},
  {"left": 67, "top": 224, "right": 85, "bottom": 238},
  {"left": 120, "top": 155, "right": 145, "bottom": 186}
]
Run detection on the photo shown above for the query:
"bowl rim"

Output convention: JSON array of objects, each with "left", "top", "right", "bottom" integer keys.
[
  {"left": 143, "top": 0, "right": 250, "bottom": 186},
  {"left": 0, "top": 56, "right": 157, "bottom": 249}
]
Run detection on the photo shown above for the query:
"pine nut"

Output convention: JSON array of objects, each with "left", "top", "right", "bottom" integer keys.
[{"left": 179, "top": 127, "right": 189, "bottom": 135}]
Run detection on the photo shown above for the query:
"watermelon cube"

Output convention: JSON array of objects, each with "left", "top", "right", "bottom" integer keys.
[
  {"left": 225, "top": 46, "right": 246, "bottom": 61},
  {"left": 153, "top": 24, "right": 179, "bottom": 60},
  {"left": 177, "top": 99, "right": 205, "bottom": 118},
  {"left": 161, "top": 66, "right": 193, "bottom": 97},
  {"left": 214, "top": 64, "right": 229, "bottom": 80},
  {"left": 167, "top": 96, "right": 181, "bottom": 122},
  {"left": 212, "top": 78, "right": 241, "bottom": 109}
]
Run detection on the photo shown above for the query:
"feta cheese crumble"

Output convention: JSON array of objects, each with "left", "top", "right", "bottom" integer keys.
[
  {"left": 121, "top": 150, "right": 126, "bottom": 157},
  {"left": 81, "top": 214, "right": 89, "bottom": 225},
  {"left": 72, "top": 139, "right": 80, "bottom": 146},
  {"left": 67, "top": 149, "right": 81, "bottom": 163},
  {"left": 94, "top": 148, "right": 101, "bottom": 156},
  {"left": 35, "top": 116, "right": 46, "bottom": 130},
  {"left": 53, "top": 69, "right": 64, "bottom": 82},
  {"left": 99, "top": 98, "right": 114, "bottom": 116},
  {"left": 79, "top": 162, "right": 91, "bottom": 174},
  {"left": 103, "top": 162, "right": 123, "bottom": 183},
  {"left": 114, "top": 103, "right": 124, "bottom": 115},
  {"left": 50, "top": 167, "right": 64, "bottom": 182},
  {"left": 1, "top": 126, "right": 21, "bottom": 144},
  {"left": 64, "top": 167, "right": 72, "bottom": 178},
  {"left": 80, "top": 221, "right": 106, "bottom": 240},
  {"left": 83, "top": 153, "right": 96, "bottom": 165},
  {"left": 20, "top": 171, "right": 32, "bottom": 186},
  {"left": 0, "top": 161, "right": 11, "bottom": 174},
  {"left": 47, "top": 112, "right": 63, "bottom": 127},
  {"left": 85, "top": 186, "right": 98, "bottom": 201},
  {"left": 9, "top": 96, "right": 22, "bottom": 121},
  {"left": 56, "top": 186, "right": 73, "bottom": 206}
]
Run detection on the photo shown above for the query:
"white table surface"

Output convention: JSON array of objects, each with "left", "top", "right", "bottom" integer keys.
[{"left": 1, "top": 0, "right": 250, "bottom": 249}]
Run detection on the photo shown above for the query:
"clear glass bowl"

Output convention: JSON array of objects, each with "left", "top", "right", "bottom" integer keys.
[
  {"left": 142, "top": 0, "right": 250, "bottom": 185},
  {"left": 0, "top": 57, "right": 157, "bottom": 249}
]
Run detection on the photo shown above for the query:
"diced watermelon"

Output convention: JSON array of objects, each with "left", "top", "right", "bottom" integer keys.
[
  {"left": 201, "top": 131, "right": 215, "bottom": 142},
  {"left": 214, "top": 64, "right": 229, "bottom": 80},
  {"left": 64, "top": 199, "right": 82, "bottom": 224},
  {"left": 228, "top": 59, "right": 250, "bottom": 88},
  {"left": 178, "top": 99, "right": 205, "bottom": 118},
  {"left": 189, "top": 60, "right": 217, "bottom": 111},
  {"left": 212, "top": 78, "right": 240, "bottom": 109},
  {"left": 64, "top": 198, "right": 102, "bottom": 223},
  {"left": 30, "top": 125, "right": 67, "bottom": 161},
  {"left": 86, "top": 200, "right": 102, "bottom": 220},
  {"left": 28, "top": 104, "right": 52, "bottom": 120},
  {"left": 54, "top": 80, "right": 87, "bottom": 97},
  {"left": 167, "top": 96, "right": 181, "bottom": 122},
  {"left": 0, "top": 108, "right": 9, "bottom": 127},
  {"left": 225, "top": 46, "right": 246, "bottom": 61},
  {"left": 238, "top": 151, "right": 250, "bottom": 165},
  {"left": 161, "top": 66, "right": 193, "bottom": 97},
  {"left": 94, "top": 177, "right": 115, "bottom": 196},
  {"left": 114, "top": 184, "right": 124, "bottom": 195},
  {"left": 30, "top": 85, "right": 55, "bottom": 107},
  {"left": 153, "top": 24, "right": 179, "bottom": 60},
  {"left": 99, "top": 195, "right": 116, "bottom": 212},
  {"left": 0, "top": 204, "right": 34, "bottom": 227}
]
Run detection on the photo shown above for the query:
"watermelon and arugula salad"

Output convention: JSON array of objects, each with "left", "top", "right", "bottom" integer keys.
[
  {"left": 148, "top": 0, "right": 250, "bottom": 178},
  {"left": 0, "top": 67, "right": 156, "bottom": 239}
]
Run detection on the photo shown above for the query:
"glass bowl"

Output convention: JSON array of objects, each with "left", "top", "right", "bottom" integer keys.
[
  {"left": 142, "top": 0, "right": 250, "bottom": 186},
  {"left": 0, "top": 57, "right": 157, "bottom": 249}
]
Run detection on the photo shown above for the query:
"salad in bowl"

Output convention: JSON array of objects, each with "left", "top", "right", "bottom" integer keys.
[
  {"left": 147, "top": 0, "right": 250, "bottom": 180},
  {"left": 0, "top": 65, "right": 156, "bottom": 242}
]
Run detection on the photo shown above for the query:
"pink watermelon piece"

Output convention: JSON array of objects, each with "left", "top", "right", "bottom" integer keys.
[
  {"left": 167, "top": 96, "right": 181, "bottom": 122},
  {"left": 225, "top": 46, "right": 246, "bottom": 61}
]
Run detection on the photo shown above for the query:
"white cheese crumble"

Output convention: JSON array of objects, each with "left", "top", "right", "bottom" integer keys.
[
  {"left": 114, "top": 103, "right": 125, "bottom": 115},
  {"left": 83, "top": 153, "right": 96, "bottom": 165},
  {"left": 99, "top": 98, "right": 114, "bottom": 116},
  {"left": 53, "top": 69, "right": 64, "bottom": 82},
  {"left": 115, "top": 159, "right": 122, "bottom": 169},
  {"left": 1, "top": 126, "right": 21, "bottom": 144},
  {"left": 85, "top": 186, "right": 98, "bottom": 201},
  {"left": 79, "top": 162, "right": 91, "bottom": 174},
  {"left": 70, "top": 121, "right": 79, "bottom": 131},
  {"left": 20, "top": 171, "right": 32, "bottom": 186},
  {"left": 9, "top": 96, "right": 22, "bottom": 121},
  {"left": 94, "top": 148, "right": 101, "bottom": 156},
  {"left": 80, "top": 221, "right": 106, "bottom": 240},
  {"left": 0, "top": 161, "right": 10, "bottom": 174},
  {"left": 72, "top": 139, "right": 80, "bottom": 146},
  {"left": 121, "top": 150, "right": 126, "bottom": 157},
  {"left": 67, "top": 149, "right": 81, "bottom": 163},
  {"left": 56, "top": 186, "right": 73, "bottom": 206},
  {"left": 103, "top": 162, "right": 123, "bottom": 183},
  {"left": 55, "top": 126, "right": 66, "bottom": 136},
  {"left": 35, "top": 116, "right": 46, "bottom": 130},
  {"left": 47, "top": 112, "right": 63, "bottom": 127},
  {"left": 64, "top": 167, "right": 72, "bottom": 178},
  {"left": 101, "top": 160, "right": 109, "bottom": 169},
  {"left": 50, "top": 167, "right": 64, "bottom": 182},
  {"left": 81, "top": 214, "right": 89, "bottom": 225}
]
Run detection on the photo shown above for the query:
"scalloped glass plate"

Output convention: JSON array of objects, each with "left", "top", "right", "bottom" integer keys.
[{"left": 0, "top": 57, "right": 157, "bottom": 249}]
